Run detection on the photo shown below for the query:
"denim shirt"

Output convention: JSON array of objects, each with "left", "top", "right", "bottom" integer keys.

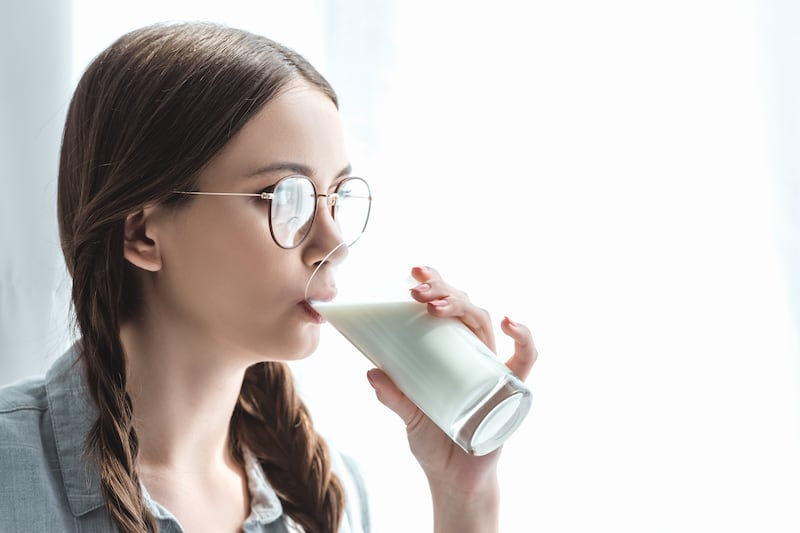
[{"left": 0, "top": 346, "right": 370, "bottom": 532}]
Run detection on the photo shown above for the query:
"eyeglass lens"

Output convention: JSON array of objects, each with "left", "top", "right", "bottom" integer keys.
[{"left": 269, "top": 176, "right": 371, "bottom": 248}]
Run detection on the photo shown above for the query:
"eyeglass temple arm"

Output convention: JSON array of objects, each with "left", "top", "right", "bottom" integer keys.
[
  {"left": 173, "top": 191, "right": 274, "bottom": 199},
  {"left": 173, "top": 191, "right": 371, "bottom": 201}
]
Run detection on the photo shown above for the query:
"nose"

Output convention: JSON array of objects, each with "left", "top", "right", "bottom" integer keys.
[{"left": 303, "top": 199, "right": 349, "bottom": 268}]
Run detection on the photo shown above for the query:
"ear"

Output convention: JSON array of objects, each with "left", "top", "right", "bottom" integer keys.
[{"left": 123, "top": 206, "right": 162, "bottom": 272}]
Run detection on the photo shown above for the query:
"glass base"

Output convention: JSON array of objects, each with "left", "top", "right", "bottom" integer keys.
[{"left": 453, "top": 374, "right": 532, "bottom": 456}]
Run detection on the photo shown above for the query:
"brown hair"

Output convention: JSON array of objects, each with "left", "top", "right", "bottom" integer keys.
[{"left": 57, "top": 21, "right": 344, "bottom": 532}]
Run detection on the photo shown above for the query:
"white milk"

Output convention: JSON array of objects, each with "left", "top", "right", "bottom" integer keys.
[{"left": 313, "top": 299, "right": 531, "bottom": 454}]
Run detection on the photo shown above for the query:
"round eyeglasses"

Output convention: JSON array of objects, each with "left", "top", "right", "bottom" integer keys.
[{"left": 173, "top": 175, "right": 372, "bottom": 249}]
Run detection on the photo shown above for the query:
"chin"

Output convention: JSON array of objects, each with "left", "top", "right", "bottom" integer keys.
[
  {"left": 293, "top": 327, "right": 322, "bottom": 360},
  {"left": 258, "top": 325, "right": 321, "bottom": 362}
]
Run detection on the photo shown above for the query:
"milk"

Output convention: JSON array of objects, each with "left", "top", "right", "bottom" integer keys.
[{"left": 313, "top": 299, "right": 532, "bottom": 454}]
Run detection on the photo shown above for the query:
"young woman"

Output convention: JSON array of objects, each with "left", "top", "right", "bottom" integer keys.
[{"left": 0, "top": 21, "right": 537, "bottom": 532}]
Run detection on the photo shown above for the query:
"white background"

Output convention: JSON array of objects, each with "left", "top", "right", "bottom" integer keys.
[{"left": 2, "top": 1, "right": 798, "bottom": 532}]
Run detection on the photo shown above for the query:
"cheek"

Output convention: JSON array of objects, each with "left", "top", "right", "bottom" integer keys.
[
  {"left": 160, "top": 207, "right": 286, "bottom": 320},
  {"left": 157, "top": 204, "right": 320, "bottom": 360}
]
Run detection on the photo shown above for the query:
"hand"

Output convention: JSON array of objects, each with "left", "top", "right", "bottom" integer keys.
[{"left": 365, "top": 266, "right": 538, "bottom": 496}]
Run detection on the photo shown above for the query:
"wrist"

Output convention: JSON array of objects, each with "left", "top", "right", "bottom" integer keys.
[{"left": 428, "top": 476, "right": 500, "bottom": 533}]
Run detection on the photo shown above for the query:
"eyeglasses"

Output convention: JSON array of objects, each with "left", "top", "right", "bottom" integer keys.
[{"left": 173, "top": 175, "right": 371, "bottom": 249}]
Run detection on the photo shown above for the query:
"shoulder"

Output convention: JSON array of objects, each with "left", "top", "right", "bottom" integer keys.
[
  {"left": 0, "top": 347, "right": 104, "bottom": 531},
  {"left": 0, "top": 375, "right": 49, "bottom": 445},
  {"left": 0, "top": 375, "right": 72, "bottom": 529}
]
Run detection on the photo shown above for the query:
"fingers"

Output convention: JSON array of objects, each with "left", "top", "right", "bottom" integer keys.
[
  {"left": 409, "top": 266, "right": 496, "bottom": 351},
  {"left": 409, "top": 266, "right": 539, "bottom": 380},
  {"left": 366, "top": 368, "right": 424, "bottom": 429},
  {"left": 500, "top": 316, "right": 538, "bottom": 380}
]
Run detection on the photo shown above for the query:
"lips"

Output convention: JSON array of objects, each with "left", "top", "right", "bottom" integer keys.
[
  {"left": 299, "top": 300, "right": 323, "bottom": 323},
  {"left": 299, "top": 286, "right": 337, "bottom": 324},
  {"left": 302, "top": 263, "right": 338, "bottom": 323}
]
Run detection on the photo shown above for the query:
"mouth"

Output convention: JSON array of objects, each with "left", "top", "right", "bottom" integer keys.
[
  {"left": 300, "top": 300, "right": 326, "bottom": 323},
  {"left": 299, "top": 287, "right": 337, "bottom": 324}
]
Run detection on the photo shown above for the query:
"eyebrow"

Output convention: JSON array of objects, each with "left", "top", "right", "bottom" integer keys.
[{"left": 245, "top": 162, "right": 352, "bottom": 180}]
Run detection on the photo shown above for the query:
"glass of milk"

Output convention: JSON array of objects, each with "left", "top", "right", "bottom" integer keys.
[{"left": 306, "top": 243, "right": 532, "bottom": 456}]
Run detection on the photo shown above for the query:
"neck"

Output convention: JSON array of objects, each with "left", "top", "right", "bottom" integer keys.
[{"left": 120, "top": 317, "right": 249, "bottom": 473}]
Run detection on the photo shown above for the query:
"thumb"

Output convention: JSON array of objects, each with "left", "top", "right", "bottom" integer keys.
[{"left": 366, "top": 369, "right": 420, "bottom": 426}]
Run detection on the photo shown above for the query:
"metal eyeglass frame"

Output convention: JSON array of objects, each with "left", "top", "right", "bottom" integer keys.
[{"left": 172, "top": 175, "right": 372, "bottom": 249}]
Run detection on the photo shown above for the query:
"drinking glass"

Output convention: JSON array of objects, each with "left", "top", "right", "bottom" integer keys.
[{"left": 307, "top": 244, "right": 532, "bottom": 456}]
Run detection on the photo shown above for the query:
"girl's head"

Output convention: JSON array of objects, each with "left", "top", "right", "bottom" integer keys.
[
  {"left": 58, "top": 22, "right": 350, "bottom": 532},
  {"left": 59, "top": 20, "right": 341, "bottom": 336}
]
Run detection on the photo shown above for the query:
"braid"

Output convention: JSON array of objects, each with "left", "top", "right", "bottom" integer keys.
[
  {"left": 231, "top": 362, "right": 345, "bottom": 532},
  {"left": 72, "top": 228, "right": 157, "bottom": 533}
]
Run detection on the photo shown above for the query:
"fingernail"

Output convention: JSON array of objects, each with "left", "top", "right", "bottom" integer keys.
[
  {"left": 414, "top": 283, "right": 431, "bottom": 292},
  {"left": 430, "top": 299, "right": 448, "bottom": 307},
  {"left": 504, "top": 316, "right": 518, "bottom": 327},
  {"left": 366, "top": 369, "right": 378, "bottom": 388}
]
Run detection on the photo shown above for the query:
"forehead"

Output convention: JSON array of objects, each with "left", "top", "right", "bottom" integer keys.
[{"left": 197, "top": 82, "right": 347, "bottom": 189}]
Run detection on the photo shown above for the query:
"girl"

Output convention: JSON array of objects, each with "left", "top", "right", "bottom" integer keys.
[{"left": 0, "top": 21, "right": 537, "bottom": 532}]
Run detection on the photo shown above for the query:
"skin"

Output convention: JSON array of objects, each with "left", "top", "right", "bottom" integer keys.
[{"left": 120, "top": 80, "right": 538, "bottom": 533}]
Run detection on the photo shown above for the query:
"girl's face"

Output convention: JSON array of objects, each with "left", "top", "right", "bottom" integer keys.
[{"left": 148, "top": 82, "right": 350, "bottom": 362}]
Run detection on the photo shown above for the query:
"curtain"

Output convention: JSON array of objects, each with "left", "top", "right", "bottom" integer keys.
[{"left": 0, "top": 1, "right": 73, "bottom": 383}]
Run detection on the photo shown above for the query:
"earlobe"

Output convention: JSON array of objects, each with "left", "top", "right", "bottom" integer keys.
[{"left": 123, "top": 207, "right": 162, "bottom": 272}]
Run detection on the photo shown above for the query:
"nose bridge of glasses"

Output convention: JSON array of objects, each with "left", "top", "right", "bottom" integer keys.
[{"left": 317, "top": 192, "right": 338, "bottom": 207}]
